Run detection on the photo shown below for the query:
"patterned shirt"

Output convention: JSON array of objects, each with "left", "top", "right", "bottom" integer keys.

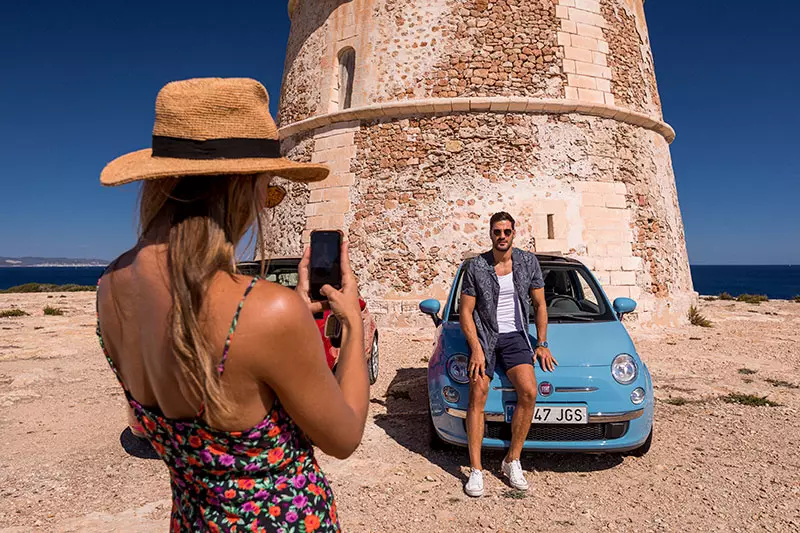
[{"left": 460, "top": 248, "right": 545, "bottom": 376}]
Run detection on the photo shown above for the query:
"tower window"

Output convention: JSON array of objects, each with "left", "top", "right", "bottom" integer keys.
[
  {"left": 547, "top": 214, "right": 555, "bottom": 240},
  {"left": 338, "top": 47, "right": 355, "bottom": 110}
]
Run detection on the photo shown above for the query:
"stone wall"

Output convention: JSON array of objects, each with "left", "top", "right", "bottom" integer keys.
[
  {"left": 282, "top": 0, "right": 567, "bottom": 120},
  {"left": 342, "top": 112, "right": 692, "bottom": 326},
  {"left": 279, "top": 1, "right": 342, "bottom": 125},
  {"left": 275, "top": 0, "right": 693, "bottom": 326},
  {"left": 419, "top": 0, "right": 564, "bottom": 100},
  {"left": 601, "top": 0, "right": 662, "bottom": 116},
  {"left": 281, "top": 0, "right": 663, "bottom": 119},
  {"left": 265, "top": 133, "right": 316, "bottom": 257}
]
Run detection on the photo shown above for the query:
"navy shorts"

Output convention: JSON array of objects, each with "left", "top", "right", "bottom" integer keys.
[{"left": 490, "top": 331, "right": 534, "bottom": 376}]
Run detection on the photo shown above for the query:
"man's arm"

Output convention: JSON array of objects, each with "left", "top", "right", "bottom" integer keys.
[
  {"left": 531, "top": 287, "right": 557, "bottom": 372},
  {"left": 460, "top": 294, "right": 486, "bottom": 379},
  {"left": 459, "top": 263, "right": 486, "bottom": 380}
]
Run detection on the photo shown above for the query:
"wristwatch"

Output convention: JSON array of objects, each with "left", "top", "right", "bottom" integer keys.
[{"left": 536, "top": 341, "right": 549, "bottom": 348}]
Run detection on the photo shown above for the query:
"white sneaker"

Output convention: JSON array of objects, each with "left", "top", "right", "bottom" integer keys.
[
  {"left": 501, "top": 458, "right": 529, "bottom": 491},
  {"left": 464, "top": 468, "right": 484, "bottom": 497}
]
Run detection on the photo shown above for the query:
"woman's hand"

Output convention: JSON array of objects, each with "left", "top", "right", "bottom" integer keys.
[
  {"left": 296, "top": 241, "right": 362, "bottom": 328},
  {"left": 296, "top": 247, "right": 327, "bottom": 315}
]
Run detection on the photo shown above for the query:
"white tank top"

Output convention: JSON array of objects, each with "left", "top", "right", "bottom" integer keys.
[{"left": 496, "top": 273, "right": 520, "bottom": 334}]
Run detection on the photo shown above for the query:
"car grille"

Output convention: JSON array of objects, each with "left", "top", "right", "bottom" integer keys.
[{"left": 483, "top": 421, "right": 628, "bottom": 441}]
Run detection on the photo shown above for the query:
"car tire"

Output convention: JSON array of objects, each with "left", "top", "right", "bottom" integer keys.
[
  {"left": 627, "top": 426, "right": 653, "bottom": 457},
  {"left": 368, "top": 333, "right": 379, "bottom": 385},
  {"left": 428, "top": 408, "right": 450, "bottom": 451}
]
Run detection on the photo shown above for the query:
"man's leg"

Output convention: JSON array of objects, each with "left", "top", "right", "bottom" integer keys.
[
  {"left": 504, "top": 362, "right": 537, "bottom": 463},
  {"left": 466, "top": 374, "right": 490, "bottom": 470}
]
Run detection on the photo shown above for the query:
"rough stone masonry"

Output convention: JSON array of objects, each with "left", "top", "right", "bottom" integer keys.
[{"left": 268, "top": 0, "right": 695, "bottom": 327}]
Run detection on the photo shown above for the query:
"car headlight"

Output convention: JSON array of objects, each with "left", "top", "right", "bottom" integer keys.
[
  {"left": 446, "top": 354, "right": 470, "bottom": 384},
  {"left": 611, "top": 354, "right": 638, "bottom": 385},
  {"left": 442, "top": 386, "right": 460, "bottom": 403},
  {"left": 630, "top": 387, "right": 646, "bottom": 405}
]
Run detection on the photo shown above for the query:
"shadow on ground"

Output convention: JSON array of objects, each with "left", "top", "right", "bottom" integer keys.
[
  {"left": 120, "top": 428, "right": 160, "bottom": 460},
  {"left": 374, "top": 367, "right": 623, "bottom": 482}
]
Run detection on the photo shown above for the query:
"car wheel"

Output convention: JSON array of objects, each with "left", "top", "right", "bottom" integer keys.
[
  {"left": 368, "top": 333, "right": 379, "bottom": 385},
  {"left": 628, "top": 426, "right": 653, "bottom": 457}
]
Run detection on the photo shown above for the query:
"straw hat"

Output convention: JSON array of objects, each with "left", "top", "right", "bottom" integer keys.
[{"left": 100, "top": 78, "right": 329, "bottom": 186}]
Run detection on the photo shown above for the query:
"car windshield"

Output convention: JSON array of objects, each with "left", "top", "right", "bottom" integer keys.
[
  {"left": 237, "top": 261, "right": 300, "bottom": 290},
  {"left": 448, "top": 262, "right": 615, "bottom": 323}
]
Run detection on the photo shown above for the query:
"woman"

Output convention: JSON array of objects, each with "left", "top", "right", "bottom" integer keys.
[{"left": 97, "top": 78, "right": 368, "bottom": 532}]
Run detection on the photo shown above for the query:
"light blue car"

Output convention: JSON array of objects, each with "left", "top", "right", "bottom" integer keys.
[{"left": 419, "top": 254, "right": 653, "bottom": 456}]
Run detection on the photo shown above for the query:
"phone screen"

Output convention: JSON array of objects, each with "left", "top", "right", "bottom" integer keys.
[{"left": 309, "top": 230, "right": 342, "bottom": 301}]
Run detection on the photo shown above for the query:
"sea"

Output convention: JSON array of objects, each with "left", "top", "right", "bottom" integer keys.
[
  {"left": 690, "top": 265, "right": 800, "bottom": 300},
  {"left": 0, "top": 267, "right": 107, "bottom": 290},
  {"left": 0, "top": 265, "right": 798, "bottom": 299}
]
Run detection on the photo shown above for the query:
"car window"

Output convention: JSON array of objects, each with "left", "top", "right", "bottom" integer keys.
[
  {"left": 448, "top": 271, "right": 466, "bottom": 322},
  {"left": 236, "top": 261, "right": 300, "bottom": 290},
  {"left": 265, "top": 271, "right": 299, "bottom": 289},
  {"left": 576, "top": 271, "right": 599, "bottom": 307},
  {"left": 542, "top": 267, "right": 610, "bottom": 321},
  {"left": 448, "top": 262, "right": 614, "bottom": 323}
]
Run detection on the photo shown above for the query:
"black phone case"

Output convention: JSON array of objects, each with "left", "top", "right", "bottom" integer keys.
[{"left": 309, "top": 231, "right": 342, "bottom": 300}]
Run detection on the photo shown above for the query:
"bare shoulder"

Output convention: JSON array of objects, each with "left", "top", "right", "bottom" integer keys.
[
  {"left": 230, "top": 276, "right": 318, "bottom": 352},
  {"left": 241, "top": 277, "right": 309, "bottom": 323},
  {"left": 96, "top": 253, "right": 135, "bottom": 312},
  {"left": 231, "top": 276, "right": 325, "bottom": 380}
]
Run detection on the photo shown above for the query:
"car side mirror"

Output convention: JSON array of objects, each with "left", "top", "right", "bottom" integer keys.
[
  {"left": 419, "top": 299, "right": 442, "bottom": 327},
  {"left": 613, "top": 297, "right": 637, "bottom": 319}
]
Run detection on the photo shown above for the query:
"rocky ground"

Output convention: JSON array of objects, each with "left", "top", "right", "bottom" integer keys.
[{"left": 0, "top": 293, "right": 798, "bottom": 532}]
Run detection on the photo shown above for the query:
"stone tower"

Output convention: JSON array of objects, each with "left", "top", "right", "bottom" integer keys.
[{"left": 270, "top": 0, "right": 695, "bottom": 326}]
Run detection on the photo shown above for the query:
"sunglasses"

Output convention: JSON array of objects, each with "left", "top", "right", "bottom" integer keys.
[
  {"left": 493, "top": 229, "right": 513, "bottom": 237},
  {"left": 265, "top": 185, "right": 287, "bottom": 208}
]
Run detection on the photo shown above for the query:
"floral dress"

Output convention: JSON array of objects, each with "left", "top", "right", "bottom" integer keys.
[{"left": 98, "top": 277, "right": 340, "bottom": 532}]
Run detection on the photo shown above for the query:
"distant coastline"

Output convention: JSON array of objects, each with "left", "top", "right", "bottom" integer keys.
[{"left": 1, "top": 257, "right": 109, "bottom": 268}]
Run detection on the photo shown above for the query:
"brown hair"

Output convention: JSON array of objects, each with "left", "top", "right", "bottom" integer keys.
[
  {"left": 139, "top": 174, "right": 265, "bottom": 424},
  {"left": 489, "top": 211, "right": 516, "bottom": 230}
]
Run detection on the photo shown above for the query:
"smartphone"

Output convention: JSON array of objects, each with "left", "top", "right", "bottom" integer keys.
[{"left": 309, "top": 230, "right": 343, "bottom": 301}]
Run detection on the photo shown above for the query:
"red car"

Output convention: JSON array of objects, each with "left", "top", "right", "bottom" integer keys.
[{"left": 237, "top": 259, "right": 379, "bottom": 384}]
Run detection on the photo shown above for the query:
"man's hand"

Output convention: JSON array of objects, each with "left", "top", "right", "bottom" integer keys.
[
  {"left": 468, "top": 349, "right": 486, "bottom": 381},
  {"left": 535, "top": 346, "right": 558, "bottom": 372}
]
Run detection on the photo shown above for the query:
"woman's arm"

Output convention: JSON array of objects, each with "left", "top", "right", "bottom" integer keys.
[{"left": 249, "top": 242, "right": 368, "bottom": 459}]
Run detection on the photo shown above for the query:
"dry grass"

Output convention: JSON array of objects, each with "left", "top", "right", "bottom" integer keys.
[
  {"left": 688, "top": 306, "right": 712, "bottom": 327},
  {"left": 43, "top": 306, "right": 64, "bottom": 316},
  {"left": 736, "top": 294, "right": 769, "bottom": 304},
  {"left": 0, "top": 283, "right": 96, "bottom": 294},
  {"left": 764, "top": 378, "right": 799, "bottom": 389},
  {"left": 722, "top": 393, "right": 780, "bottom": 407},
  {"left": 0, "top": 309, "right": 29, "bottom": 318},
  {"left": 663, "top": 397, "right": 690, "bottom": 406},
  {"left": 718, "top": 292, "right": 735, "bottom": 301}
]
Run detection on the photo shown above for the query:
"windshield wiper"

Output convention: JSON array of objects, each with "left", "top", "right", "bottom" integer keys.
[{"left": 549, "top": 315, "right": 595, "bottom": 322}]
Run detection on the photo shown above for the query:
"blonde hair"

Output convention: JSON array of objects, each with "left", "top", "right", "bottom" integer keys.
[{"left": 139, "top": 174, "right": 265, "bottom": 424}]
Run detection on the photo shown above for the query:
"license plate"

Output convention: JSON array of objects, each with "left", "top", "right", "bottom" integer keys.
[{"left": 505, "top": 404, "right": 588, "bottom": 424}]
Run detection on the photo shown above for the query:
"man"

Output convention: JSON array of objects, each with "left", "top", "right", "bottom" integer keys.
[{"left": 459, "top": 212, "right": 557, "bottom": 497}]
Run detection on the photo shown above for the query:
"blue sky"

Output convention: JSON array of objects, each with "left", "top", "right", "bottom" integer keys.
[{"left": 0, "top": 1, "right": 797, "bottom": 265}]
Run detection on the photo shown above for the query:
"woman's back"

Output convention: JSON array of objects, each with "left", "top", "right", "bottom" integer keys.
[{"left": 98, "top": 246, "right": 279, "bottom": 429}]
